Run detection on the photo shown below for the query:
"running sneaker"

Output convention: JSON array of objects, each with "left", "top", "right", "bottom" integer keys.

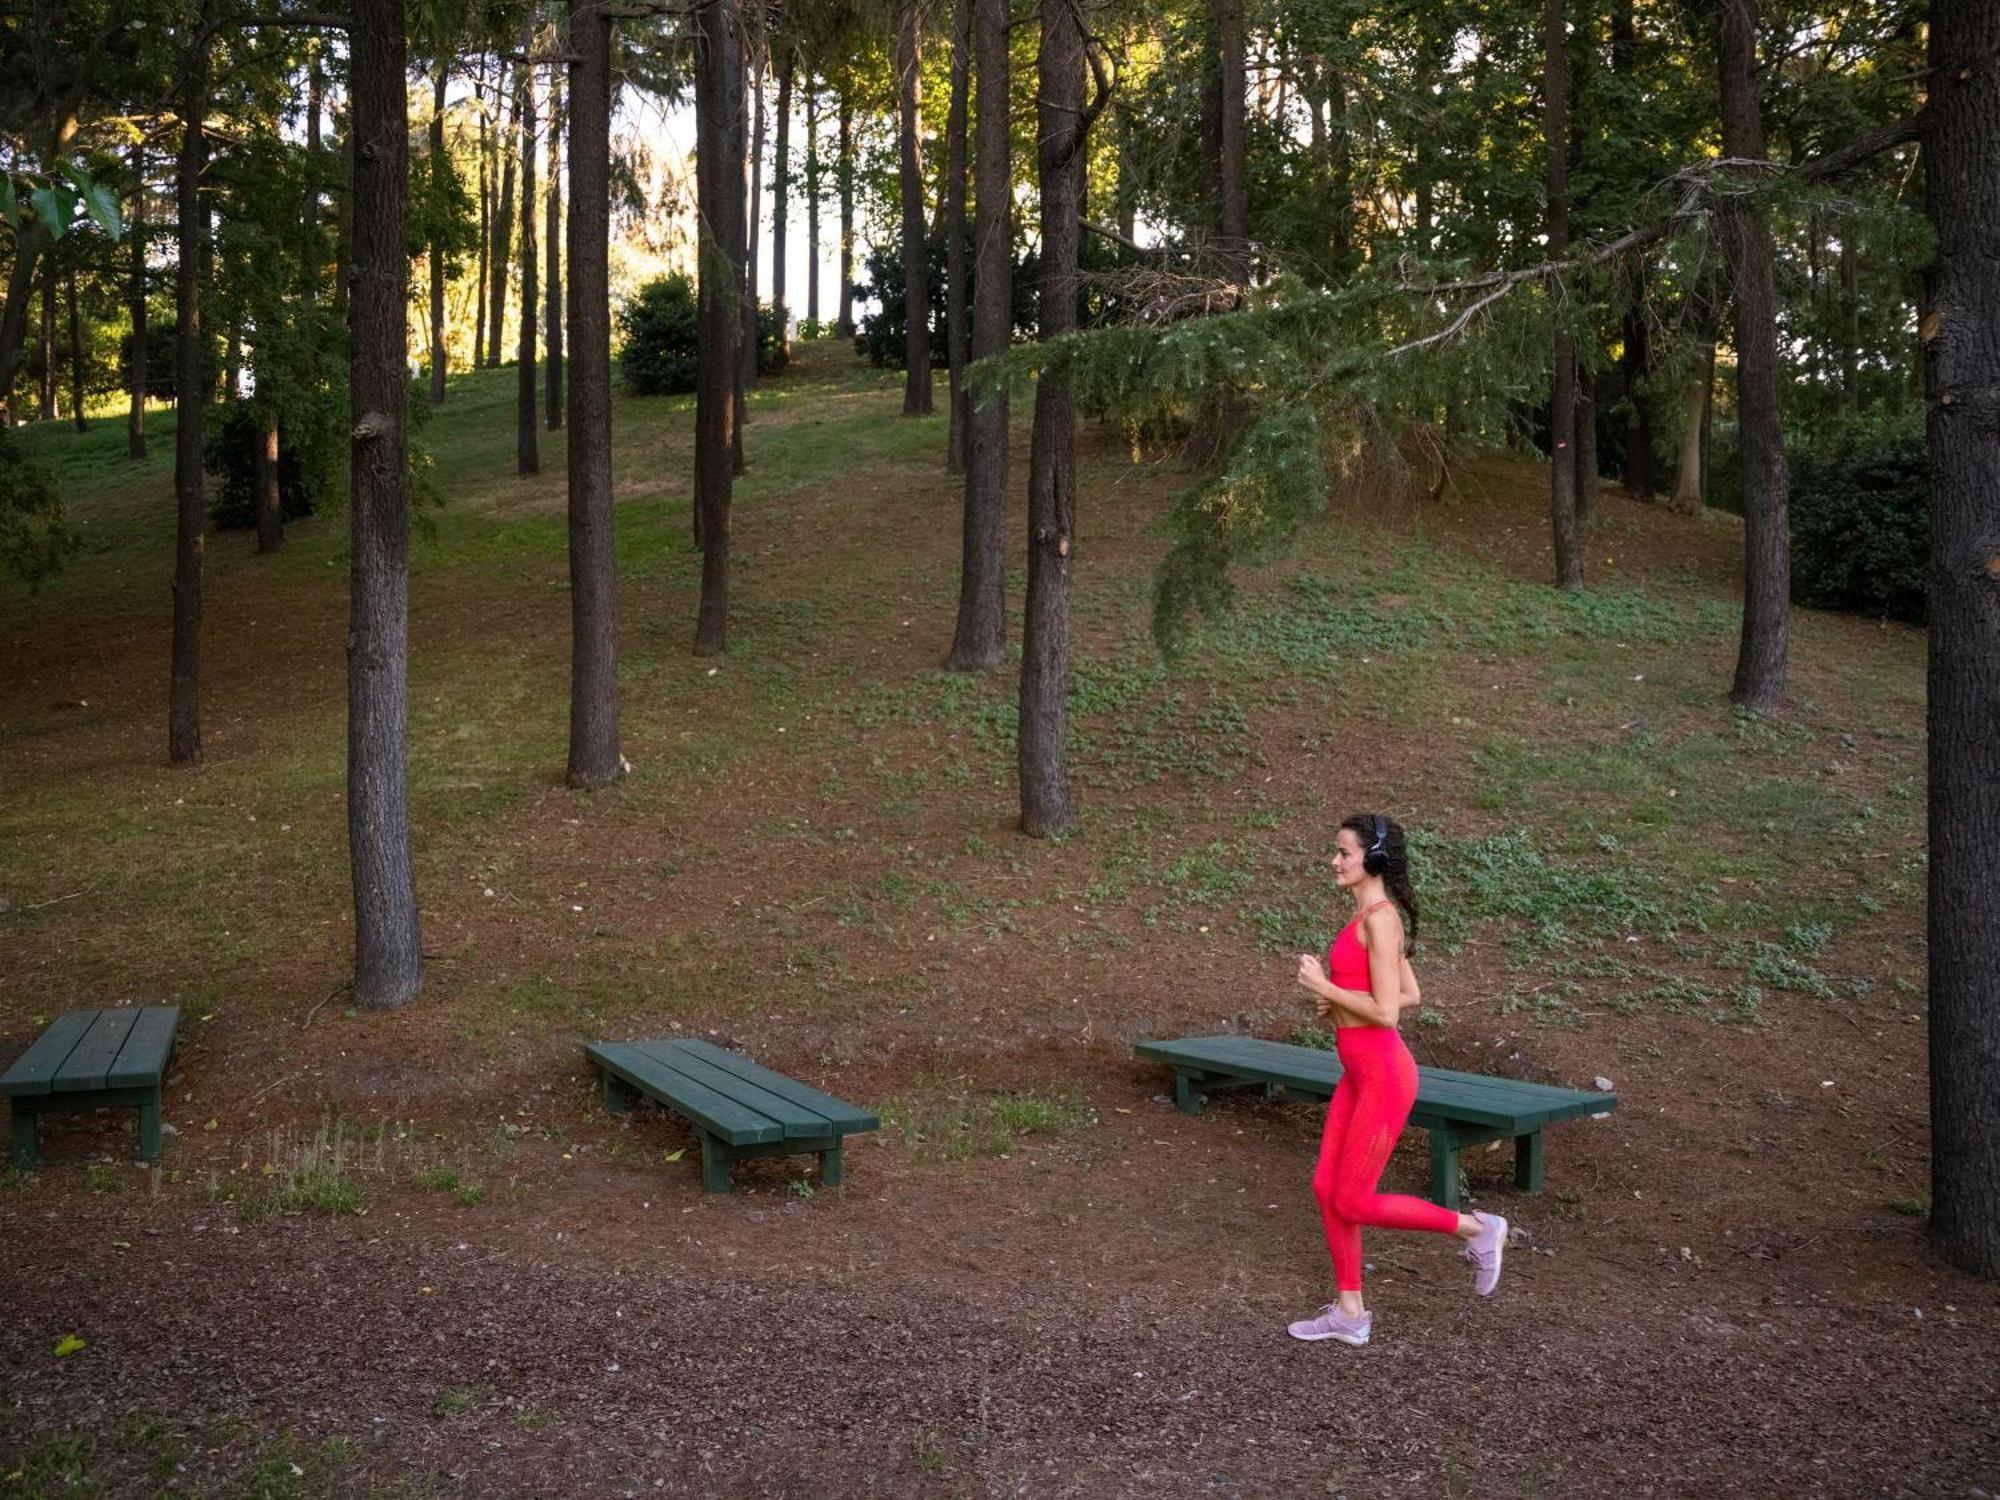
[
  {"left": 1462, "top": 1210, "right": 1509, "bottom": 1296},
  {"left": 1287, "top": 1304, "right": 1372, "bottom": 1345}
]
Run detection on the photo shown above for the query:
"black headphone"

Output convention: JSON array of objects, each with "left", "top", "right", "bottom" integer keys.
[{"left": 1363, "top": 814, "right": 1389, "bottom": 876}]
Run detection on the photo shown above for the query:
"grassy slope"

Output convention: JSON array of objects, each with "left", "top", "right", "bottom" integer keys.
[{"left": 1, "top": 343, "right": 1927, "bottom": 1137}]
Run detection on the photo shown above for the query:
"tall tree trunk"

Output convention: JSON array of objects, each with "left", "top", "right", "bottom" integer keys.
[
  {"left": 488, "top": 63, "right": 518, "bottom": 368},
  {"left": 1611, "top": 0, "right": 1653, "bottom": 500},
  {"left": 773, "top": 57, "right": 790, "bottom": 350},
  {"left": 943, "top": 0, "right": 970, "bottom": 472},
  {"left": 1840, "top": 235, "right": 1860, "bottom": 416},
  {"left": 1924, "top": 0, "right": 2000, "bottom": 1283},
  {"left": 517, "top": 53, "right": 539, "bottom": 476},
  {"left": 945, "top": 0, "right": 1011, "bottom": 673},
  {"left": 0, "top": 217, "right": 51, "bottom": 407},
  {"left": 67, "top": 266, "right": 86, "bottom": 430},
  {"left": 1670, "top": 354, "right": 1710, "bottom": 514},
  {"left": 348, "top": 0, "right": 422, "bottom": 1010},
  {"left": 732, "top": 42, "right": 750, "bottom": 477},
  {"left": 546, "top": 66, "right": 564, "bottom": 429},
  {"left": 566, "top": 0, "right": 622, "bottom": 788},
  {"left": 1575, "top": 379, "right": 1600, "bottom": 524},
  {"left": 805, "top": 72, "right": 821, "bottom": 326},
  {"left": 897, "top": 0, "right": 932, "bottom": 413},
  {"left": 693, "top": 0, "right": 744, "bottom": 655},
  {"left": 1185, "top": 0, "right": 1247, "bottom": 468},
  {"left": 303, "top": 46, "right": 323, "bottom": 299},
  {"left": 332, "top": 101, "right": 353, "bottom": 324},
  {"left": 837, "top": 90, "right": 855, "bottom": 337},
  {"left": 169, "top": 34, "right": 210, "bottom": 767},
  {"left": 1718, "top": 0, "right": 1787, "bottom": 711},
  {"left": 41, "top": 270, "right": 57, "bottom": 420},
  {"left": 475, "top": 72, "right": 490, "bottom": 368},
  {"left": 1544, "top": 0, "right": 1583, "bottom": 590},
  {"left": 429, "top": 62, "right": 449, "bottom": 405},
  {"left": 129, "top": 141, "right": 147, "bottom": 460},
  {"left": 1019, "top": 0, "right": 1093, "bottom": 838},
  {"left": 255, "top": 413, "right": 284, "bottom": 552},
  {"left": 741, "top": 40, "right": 764, "bottom": 400}
]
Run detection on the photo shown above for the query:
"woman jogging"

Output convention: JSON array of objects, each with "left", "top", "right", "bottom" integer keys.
[{"left": 1287, "top": 813, "right": 1509, "bottom": 1346}]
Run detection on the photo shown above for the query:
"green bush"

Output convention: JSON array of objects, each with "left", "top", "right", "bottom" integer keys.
[
  {"left": 1789, "top": 421, "right": 1927, "bottom": 625},
  {"left": 618, "top": 273, "right": 786, "bottom": 396},
  {"left": 204, "top": 399, "right": 322, "bottom": 530},
  {"left": 0, "top": 428, "right": 77, "bottom": 588}
]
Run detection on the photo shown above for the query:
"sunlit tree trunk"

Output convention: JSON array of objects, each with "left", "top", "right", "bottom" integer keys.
[
  {"left": 836, "top": 90, "right": 855, "bottom": 338},
  {"left": 943, "top": 0, "right": 970, "bottom": 472},
  {"left": 1544, "top": 0, "right": 1583, "bottom": 590},
  {"left": 128, "top": 140, "right": 147, "bottom": 460},
  {"left": 517, "top": 54, "right": 539, "bottom": 476},
  {"left": 546, "top": 65, "right": 564, "bottom": 429},
  {"left": 694, "top": 0, "right": 744, "bottom": 655},
  {"left": 429, "top": 62, "right": 449, "bottom": 406},
  {"left": 897, "top": 0, "right": 932, "bottom": 413}
]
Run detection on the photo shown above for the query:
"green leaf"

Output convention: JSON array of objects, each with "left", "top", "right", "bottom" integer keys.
[
  {"left": 80, "top": 182, "right": 123, "bottom": 241},
  {"left": 0, "top": 177, "right": 18, "bottom": 230},
  {"left": 28, "top": 186, "right": 69, "bottom": 239},
  {"left": 53, "top": 1333, "right": 86, "bottom": 1358}
]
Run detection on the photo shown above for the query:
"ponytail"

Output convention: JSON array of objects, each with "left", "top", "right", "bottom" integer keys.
[{"left": 1340, "top": 812, "right": 1420, "bottom": 953}]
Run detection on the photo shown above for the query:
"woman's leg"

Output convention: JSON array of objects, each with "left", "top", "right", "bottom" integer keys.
[
  {"left": 1312, "top": 1077, "right": 1365, "bottom": 1307},
  {"left": 1329, "top": 1045, "right": 1461, "bottom": 1240}
]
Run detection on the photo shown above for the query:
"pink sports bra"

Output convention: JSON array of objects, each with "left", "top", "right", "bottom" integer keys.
[{"left": 1326, "top": 899, "right": 1396, "bottom": 992}]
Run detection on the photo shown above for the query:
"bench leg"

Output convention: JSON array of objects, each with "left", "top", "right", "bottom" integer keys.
[
  {"left": 697, "top": 1131, "right": 733, "bottom": 1194},
  {"left": 1172, "top": 1070, "right": 1205, "bottom": 1116},
  {"left": 9, "top": 1103, "right": 37, "bottom": 1172},
  {"left": 821, "top": 1142, "right": 845, "bottom": 1189},
  {"left": 138, "top": 1092, "right": 163, "bottom": 1162},
  {"left": 1428, "top": 1124, "right": 1461, "bottom": 1212},
  {"left": 601, "top": 1072, "right": 637, "bottom": 1117},
  {"left": 1514, "top": 1131, "right": 1545, "bottom": 1193}
]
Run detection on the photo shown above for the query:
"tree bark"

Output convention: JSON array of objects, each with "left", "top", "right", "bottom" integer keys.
[
  {"left": 897, "top": 0, "right": 932, "bottom": 413},
  {"left": 693, "top": 0, "right": 744, "bottom": 656},
  {"left": 731, "top": 48, "right": 748, "bottom": 481},
  {"left": 741, "top": 38, "right": 764, "bottom": 401},
  {"left": 1670, "top": 351, "right": 1710, "bottom": 514},
  {"left": 517, "top": 52, "right": 539, "bottom": 476},
  {"left": 943, "top": 0, "right": 970, "bottom": 472},
  {"left": 837, "top": 89, "right": 855, "bottom": 338},
  {"left": 566, "top": 0, "right": 623, "bottom": 789},
  {"left": 42, "top": 269, "right": 57, "bottom": 420},
  {"left": 255, "top": 414, "right": 284, "bottom": 553},
  {"left": 945, "top": 0, "right": 1010, "bottom": 673},
  {"left": 348, "top": 0, "right": 422, "bottom": 1010},
  {"left": 488, "top": 62, "right": 518, "bottom": 369},
  {"left": 0, "top": 217, "right": 51, "bottom": 409},
  {"left": 805, "top": 71, "right": 821, "bottom": 326},
  {"left": 1184, "top": 0, "right": 1247, "bottom": 469},
  {"left": 1611, "top": 0, "right": 1653, "bottom": 500},
  {"left": 429, "top": 62, "right": 449, "bottom": 405},
  {"left": 546, "top": 66, "right": 564, "bottom": 429},
  {"left": 129, "top": 140, "right": 147, "bottom": 459},
  {"left": 1544, "top": 0, "right": 1583, "bottom": 589},
  {"left": 1019, "top": 0, "right": 1093, "bottom": 838},
  {"left": 475, "top": 71, "right": 490, "bottom": 368},
  {"left": 67, "top": 265, "right": 86, "bottom": 430},
  {"left": 1717, "top": 0, "right": 1787, "bottom": 711},
  {"left": 772, "top": 56, "right": 790, "bottom": 349},
  {"left": 169, "top": 32, "right": 210, "bottom": 767},
  {"left": 1924, "top": 0, "right": 2000, "bottom": 1282}
]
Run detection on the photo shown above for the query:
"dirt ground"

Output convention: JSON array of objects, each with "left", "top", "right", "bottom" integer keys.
[{"left": 2, "top": 353, "right": 1996, "bottom": 1498}]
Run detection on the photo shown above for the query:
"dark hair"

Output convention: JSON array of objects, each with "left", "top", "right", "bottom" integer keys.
[{"left": 1339, "top": 812, "right": 1419, "bottom": 952}]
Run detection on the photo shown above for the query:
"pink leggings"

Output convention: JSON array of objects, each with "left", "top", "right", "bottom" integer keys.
[{"left": 1313, "top": 1026, "right": 1461, "bottom": 1291}]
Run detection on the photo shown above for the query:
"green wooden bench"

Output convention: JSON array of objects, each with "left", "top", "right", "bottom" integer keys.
[
  {"left": 1135, "top": 1033, "right": 1616, "bottom": 1209},
  {"left": 585, "top": 1036, "right": 879, "bottom": 1194},
  {"left": 4, "top": 1007, "right": 181, "bottom": 1170}
]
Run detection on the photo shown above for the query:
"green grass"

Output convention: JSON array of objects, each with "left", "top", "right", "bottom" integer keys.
[{"left": 882, "top": 1085, "right": 1096, "bottom": 1162}]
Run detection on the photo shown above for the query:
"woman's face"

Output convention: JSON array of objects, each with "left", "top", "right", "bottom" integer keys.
[{"left": 1332, "top": 827, "right": 1367, "bottom": 889}]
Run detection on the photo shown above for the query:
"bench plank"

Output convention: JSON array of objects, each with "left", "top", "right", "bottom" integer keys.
[
  {"left": 2, "top": 1011, "right": 99, "bottom": 1097},
  {"left": 672, "top": 1038, "right": 879, "bottom": 1133},
  {"left": 586, "top": 1042, "right": 783, "bottom": 1145},
  {"left": 622, "top": 1040, "right": 840, "bottom": 1140},
  {"left": 106, "top": 1008, "right": 181, "bottom": 1089},
  {"left": 52, "top": 1009, "right": 142, "bottom": 1093}
]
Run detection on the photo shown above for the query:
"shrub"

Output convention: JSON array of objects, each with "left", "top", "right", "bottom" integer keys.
[
  {"left": 618, "top": 273, "right": 786, "bottom": 396},
  {"left": 204, "top": 399, "right": 322, "bottom": 530},
  {"left": 0, "top": 428, "right": 77, "bottom": 589},
  {"left": 1789, "top": 421, "right": 1926, "bottom": 625}
]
